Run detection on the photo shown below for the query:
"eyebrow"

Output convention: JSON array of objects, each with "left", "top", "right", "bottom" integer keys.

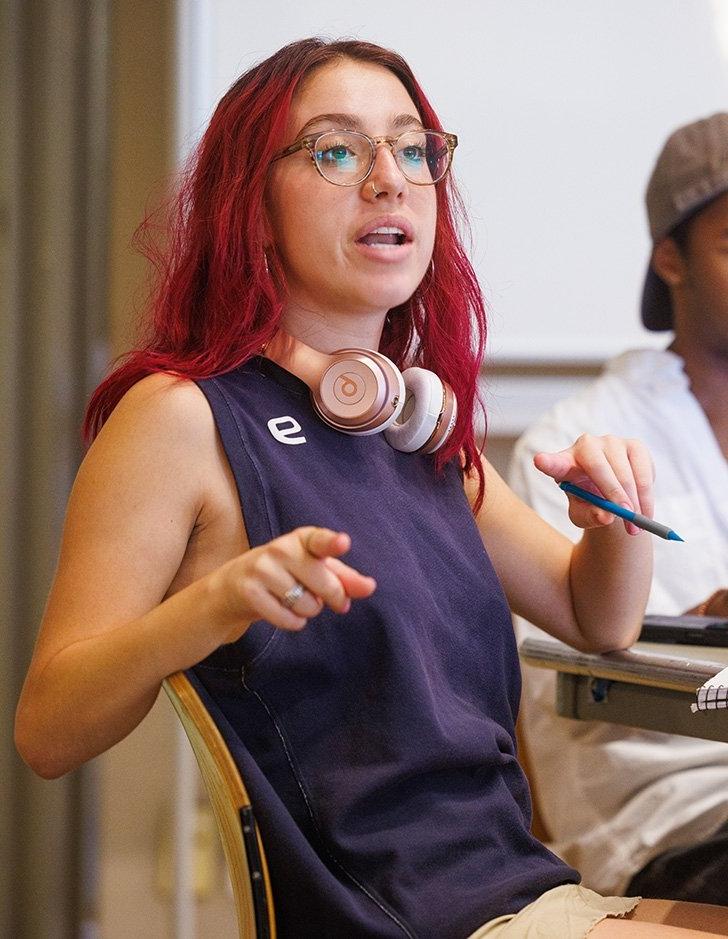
[{"left": 295, "top": 112, "right": 424, "bottom": 137}]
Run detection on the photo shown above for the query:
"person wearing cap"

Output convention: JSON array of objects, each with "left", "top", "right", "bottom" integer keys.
[{"left": 508, "top": 112, "right": 728, "bottom": 904}]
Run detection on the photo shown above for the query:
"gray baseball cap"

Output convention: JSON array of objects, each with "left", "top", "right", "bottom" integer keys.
[{"left": 641, "top": 112, "right": 728, "bottom": 331}]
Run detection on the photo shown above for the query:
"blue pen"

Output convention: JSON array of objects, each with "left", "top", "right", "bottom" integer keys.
[{"left": 558, "top": 480, "right": 684, "bottom": 542}]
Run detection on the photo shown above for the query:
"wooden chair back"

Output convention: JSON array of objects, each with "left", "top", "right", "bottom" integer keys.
[{"left": 163, "top": 671, "right": 276, "bottom": 938}]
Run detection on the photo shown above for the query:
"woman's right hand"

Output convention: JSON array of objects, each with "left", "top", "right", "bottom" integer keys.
[{"left": 209, "top": 526, "right": 377, "bottom": 642}]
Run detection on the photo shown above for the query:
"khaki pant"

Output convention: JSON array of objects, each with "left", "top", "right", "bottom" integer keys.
[{"left": 468, "top": 884, "right": 640, "bottom": 938}]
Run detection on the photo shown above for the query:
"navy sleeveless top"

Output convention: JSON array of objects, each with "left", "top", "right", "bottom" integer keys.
[{"left": 194, "top": 357, "right": 578, "bottom": 938}]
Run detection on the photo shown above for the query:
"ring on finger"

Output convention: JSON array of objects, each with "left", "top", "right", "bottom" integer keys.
[{"left": 281, "top": 581, "right": 306, "bottom": 610}]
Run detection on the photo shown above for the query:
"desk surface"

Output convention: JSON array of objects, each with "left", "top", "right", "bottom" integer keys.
[{"left": 519, "top": 637, "right": 728, "bottom": 743}]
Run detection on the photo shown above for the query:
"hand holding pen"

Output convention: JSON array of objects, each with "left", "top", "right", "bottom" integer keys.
[
  {"left": 532, "top": 433, "right": 675, "bottom": 538},
  {"left": 557, "top": 481, "right": 683, "bottom": 541}
]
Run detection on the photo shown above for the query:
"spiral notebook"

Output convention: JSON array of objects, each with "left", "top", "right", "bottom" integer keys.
[{"left": 692, "top": 665, "right": 728, "bottom": 712}]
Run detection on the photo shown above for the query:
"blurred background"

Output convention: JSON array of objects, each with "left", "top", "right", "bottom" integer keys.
[{"left": 2, "top": 1, "right": 727, "bottom": 936}]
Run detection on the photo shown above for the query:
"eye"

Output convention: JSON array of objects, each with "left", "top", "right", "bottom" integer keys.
[
  {"left": 316, "top": 144, "right": 357, "bottom": 165},
  {"left": 399, "top": 144, "right": 426, "bottom": 165}
]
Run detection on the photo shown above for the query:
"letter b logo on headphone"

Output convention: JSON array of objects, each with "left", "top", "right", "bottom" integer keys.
[{"left": 333, "top": 371, "right": 365, "bottom": 404}]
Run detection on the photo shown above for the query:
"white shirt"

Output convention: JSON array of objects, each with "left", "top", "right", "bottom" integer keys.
[{"left": 508, "top": 348, "right": 728, "bottom": 894}]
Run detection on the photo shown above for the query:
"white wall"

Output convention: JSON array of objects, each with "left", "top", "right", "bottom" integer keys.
[{"left": 178, "top": 0, "right": 728, "bottom": 364}]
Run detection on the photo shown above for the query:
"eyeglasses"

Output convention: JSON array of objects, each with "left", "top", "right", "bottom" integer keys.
[{"left": 271, "top": 129, "right": 458, "bottom": 186}]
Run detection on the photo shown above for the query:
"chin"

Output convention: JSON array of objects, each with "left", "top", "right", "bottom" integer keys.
[{"left": 359, "top": 274, "right": 423, "bottom": 313}]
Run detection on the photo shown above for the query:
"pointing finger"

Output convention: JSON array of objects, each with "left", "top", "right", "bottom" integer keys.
[
  {"left": 300, "top": 527, "right": 351, "bottom": 559},
  {"left": 323, "top": 556, "right": 377, "bottom": 598}
]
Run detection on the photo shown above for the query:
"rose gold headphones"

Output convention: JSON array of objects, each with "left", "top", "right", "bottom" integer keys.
[{"left": 264, "top": 332, "right": 457, "bottom": 454}]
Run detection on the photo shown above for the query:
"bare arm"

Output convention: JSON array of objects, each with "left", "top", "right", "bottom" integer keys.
[
  {"left": 15, "top": 375, "right": 375, "bottom": 778},
  {"left": 468, "top": 435, "right": 654, "bottom": 653}
]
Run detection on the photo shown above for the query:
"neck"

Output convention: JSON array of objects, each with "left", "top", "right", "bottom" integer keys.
[
  {"left": 280, "top": 298, "right": 387, "bottom": 354},
  {"left": 669, "top": 336, "right": 728, "bottom": 456}
]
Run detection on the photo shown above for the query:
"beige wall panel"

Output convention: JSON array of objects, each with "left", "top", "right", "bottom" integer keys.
[{"left": 108, "top": 0, "right": 174, "bottom": 357}]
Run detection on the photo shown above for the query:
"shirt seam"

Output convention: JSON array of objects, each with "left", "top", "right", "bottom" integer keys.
[{"left": 241, "top": 670, "right": 417, "bottom": 939}]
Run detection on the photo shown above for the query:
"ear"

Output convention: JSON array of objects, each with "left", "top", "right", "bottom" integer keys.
[
  {"left": 260, "top": 212, "right": 274, "bottom": 253},
  {"left": 259, "top": 184, "right": 276, "bottom": 251},
  {"left": 651, "top": 237, "right": 687, "bottom": 287}
]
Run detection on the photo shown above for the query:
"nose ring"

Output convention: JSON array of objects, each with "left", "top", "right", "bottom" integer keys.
[{"left": 371, "top": 182, "right": 380, "bottom": 197}]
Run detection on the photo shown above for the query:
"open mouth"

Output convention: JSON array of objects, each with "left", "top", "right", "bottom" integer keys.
[{"left": 357, "top": 227, "right": 409, "bottom": 248}]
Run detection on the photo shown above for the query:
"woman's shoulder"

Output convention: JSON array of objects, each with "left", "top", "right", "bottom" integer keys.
[
  {"left": 97, "top": 372, "right": 214, "bottom": 449},
  {"left": 83, "top": 373, "right": 220, "bottom": 501},
  {"left": 115, "top": 370, "right": 209, "bottom": 416}
]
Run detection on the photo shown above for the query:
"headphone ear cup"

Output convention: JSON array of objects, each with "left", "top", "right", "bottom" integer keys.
[
  {"left": 384, "top": 368, "right": 458, "bottom": 453},
  {"left": 313, "top": 350, "right": 405, "bottom": 435}
]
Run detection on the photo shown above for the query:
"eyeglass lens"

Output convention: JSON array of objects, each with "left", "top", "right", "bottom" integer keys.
[{"left": 312, "top": 131, "right": 451, "bottom": 185}]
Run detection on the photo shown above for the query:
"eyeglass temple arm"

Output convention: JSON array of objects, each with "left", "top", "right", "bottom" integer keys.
[{"left": 271, "top": 138, "right": 312, "bottom": 163}]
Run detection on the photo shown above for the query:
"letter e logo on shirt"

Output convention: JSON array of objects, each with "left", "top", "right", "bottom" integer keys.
[{"left": 267, "top": 416, "right": 307, "bottom": 445}]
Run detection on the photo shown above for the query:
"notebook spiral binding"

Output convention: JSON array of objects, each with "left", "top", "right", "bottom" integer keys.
[{"left": 691, "top": 684, "right": 728, "bottom": 713}]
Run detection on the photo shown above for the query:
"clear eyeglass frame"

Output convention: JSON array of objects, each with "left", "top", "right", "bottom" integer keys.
[{"left": 271, "top": 128, "right": 458, "bottom": 186}]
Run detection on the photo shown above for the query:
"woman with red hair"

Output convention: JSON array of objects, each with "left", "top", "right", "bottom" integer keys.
[{"left": 15, "top": 38, "right": 728, "bottom": 937}]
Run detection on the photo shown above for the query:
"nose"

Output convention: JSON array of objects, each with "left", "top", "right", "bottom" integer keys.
[{"left": 362, "top": 143, "right": 406, "bottom": 202}]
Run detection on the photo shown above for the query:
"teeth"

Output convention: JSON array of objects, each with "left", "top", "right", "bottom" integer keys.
[{"left": 370, "top": 227, "right": 405, "bottom": 235}]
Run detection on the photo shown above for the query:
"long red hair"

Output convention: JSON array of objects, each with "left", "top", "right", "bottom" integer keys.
[{"left": 85, "top": 38, "right": 487, "bottom": 503}]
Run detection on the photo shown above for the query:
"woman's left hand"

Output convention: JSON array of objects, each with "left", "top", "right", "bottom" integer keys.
[{"left": 533, "top": 433, "right": 655, "bottom": 535}]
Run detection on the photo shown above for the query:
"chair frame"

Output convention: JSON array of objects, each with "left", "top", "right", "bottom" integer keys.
[{"left": 163, "top": 671, "right": 276, "bottom": 939}]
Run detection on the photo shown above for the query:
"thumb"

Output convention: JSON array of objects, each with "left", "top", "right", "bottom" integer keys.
[{"left": 533, "top": 449, "right": 575, "bottom": 483}]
